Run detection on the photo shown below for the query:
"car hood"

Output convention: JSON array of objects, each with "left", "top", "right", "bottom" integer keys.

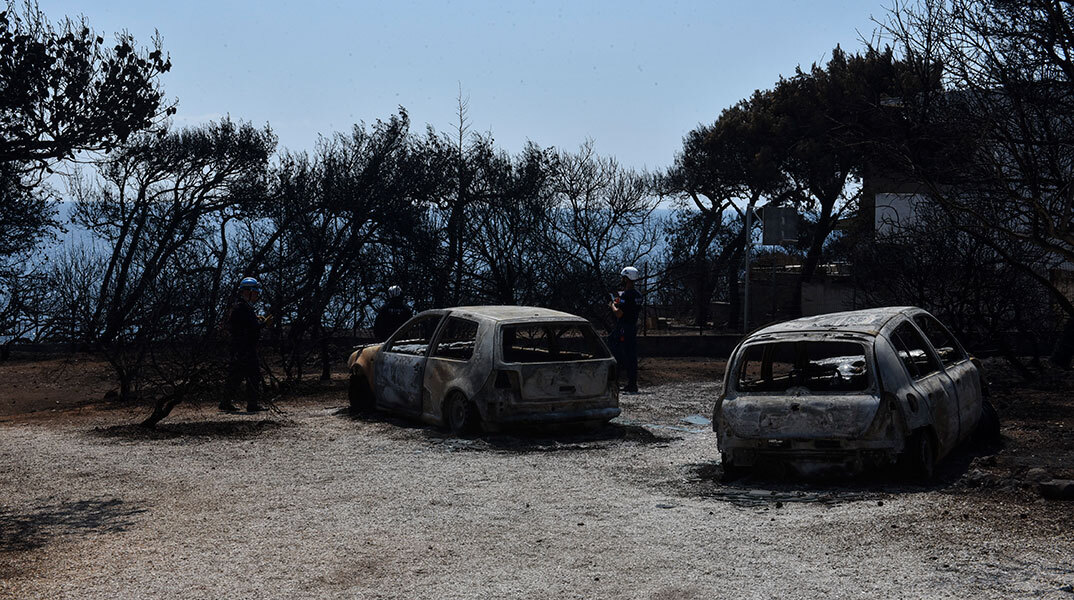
[{"left": 719, "top": 393, "right": 882, "bottom": 439}]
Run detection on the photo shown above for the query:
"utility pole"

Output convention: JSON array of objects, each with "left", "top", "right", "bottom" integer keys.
[{"left": 743, "top": 207, "right": 752, "bottom": 333}]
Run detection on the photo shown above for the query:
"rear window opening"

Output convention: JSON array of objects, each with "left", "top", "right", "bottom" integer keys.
[
  {"left": 736, "top": 340, "right": 870, "bottom": 393},
  {"left": 501, "top": 323, "right": 609, "bottom": 363}
]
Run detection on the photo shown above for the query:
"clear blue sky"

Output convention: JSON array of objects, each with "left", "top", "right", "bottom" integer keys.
[{"left": 39, "top": 0, "right": 892, "bottom": 172}]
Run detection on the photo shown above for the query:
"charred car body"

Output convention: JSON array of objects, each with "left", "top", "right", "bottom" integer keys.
[
  {"left": 347, "top": 306, "right": 620, "bottom": 433},
  {"left": 714, "top": 307, "right": 996, "bottom": 478}
]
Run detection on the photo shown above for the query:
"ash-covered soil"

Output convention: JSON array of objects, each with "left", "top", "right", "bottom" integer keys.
[{"left": 1, "top": 358, "right": 1073, "bottom": 599}]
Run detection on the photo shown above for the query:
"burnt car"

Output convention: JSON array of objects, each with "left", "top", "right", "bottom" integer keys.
[
  {"left": 713, "top": 307, "right": 998, "bottom": 478},
  {"left": 347, "top": 306, "right": 620, "bottom": 433}
]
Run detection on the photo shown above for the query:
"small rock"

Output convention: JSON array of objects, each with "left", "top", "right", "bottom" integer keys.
[
  {"left": 877, "top": 501, "right": 884, "bottom": 507},
  {"left": 774, "top": 501, "right": 783, "bottom": 508},
  {"left": 1040, "top": 479, "right": 1074, "bottom": 501},
  {"left": 1025, "top": 467, "right": 1051, "bottom": 483}
]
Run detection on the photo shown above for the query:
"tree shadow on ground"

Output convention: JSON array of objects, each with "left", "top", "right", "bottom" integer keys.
[
  {"left": 670, "top": 439, "right": 1005, "bottom": 508},
  {"left": 90, "top": 419, "right": 288, "bottom": 442},
  {"left": 0, "top": 497, "right": 145, "bottom": 554},
  {"left": 337, "top": 408, "right": 677, "bottom": 453}
]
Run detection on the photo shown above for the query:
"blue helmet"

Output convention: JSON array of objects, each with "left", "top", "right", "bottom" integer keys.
[{"left": 239, "top": 277, "right": 262, "bottom": 293}]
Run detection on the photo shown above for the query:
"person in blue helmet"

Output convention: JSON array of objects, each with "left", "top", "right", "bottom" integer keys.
[
  {"left": 220, "top": 277, "right": 273, "bottom": 412},
  {"left": 609, "top": 266, "right": 643, "bottom": 393}
]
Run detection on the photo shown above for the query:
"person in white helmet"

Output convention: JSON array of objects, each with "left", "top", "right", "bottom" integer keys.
[
  {"left": 609, "top": 266, "right": 643, "bottom": 393},
  {"left": 373, "top": 285, "right": 413, "bottom": 341}
]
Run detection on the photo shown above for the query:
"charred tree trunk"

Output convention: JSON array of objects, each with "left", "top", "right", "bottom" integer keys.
[
  {"left": 790, "top": 199, "right": 838, "bottom": 319},
  {"left": 319, "top": 324, "right": 331, "bottom": 381},
  {"left": 140, "top": 396, "right": 184, "bottom": 429}
]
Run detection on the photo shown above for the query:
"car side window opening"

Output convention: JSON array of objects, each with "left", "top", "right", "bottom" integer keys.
[
  {"left": 431, "top": 318, "right": 479, "bottom": 361},
  {"left": 736, "top": 341, "right": 869, "bottom": 392},
  {"left": 890, "top": 321, "right": 943, "bottom": 379},
  {"left": 501, "top": 323, "right": 610, "bottom": 363},
  {"left": 913, "top": 314, "right": 967, "bottom": 367},
  {"left": 386, "top": 315, "right": 442, "bottom": 356}
]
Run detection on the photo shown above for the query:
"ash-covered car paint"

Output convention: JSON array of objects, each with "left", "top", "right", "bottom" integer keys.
[
  {"left": 347, "top": 306, "right": 620, "bottom": 433},
  {"left": 713, "top": 307, "right": 995, "bottom": 478}
]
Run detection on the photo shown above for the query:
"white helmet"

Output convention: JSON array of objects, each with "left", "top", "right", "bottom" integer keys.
[
  {"left": 620, "top": 266, "right": 640, "bottom": 281},
  {"left": 388, "top": 285, "right": 402, "bottom": 298}
]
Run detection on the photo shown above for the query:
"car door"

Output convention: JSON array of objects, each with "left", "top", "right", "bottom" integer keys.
[
  {"left": 423, "top": 316, "right": 482, "bottom": 418},
  {"left": 375, "top": 313, "right": 444, "bottom": 415},
  {"left": 889, "top": 320, "right": 961, "bottom": 455},
  {"left": 913, "top": 313, "right": 980, "bottom": 441}
]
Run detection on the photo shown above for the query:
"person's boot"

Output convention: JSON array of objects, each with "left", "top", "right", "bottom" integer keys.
[{"left": 622, "top": 381, "right": 639, "bottom": 393}]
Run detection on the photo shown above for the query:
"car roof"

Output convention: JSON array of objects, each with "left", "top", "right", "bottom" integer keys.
[
  {"left": 748, "top": 306, "right": 920, "bottom": 337},
  {"left": 440, "top": 305, "right": 589, "bottom": 324}
]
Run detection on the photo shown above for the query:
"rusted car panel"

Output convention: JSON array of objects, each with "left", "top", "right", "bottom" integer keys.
[
  {"left": 714, "top": 307, "right": 986, "bottom": 477},
  {"left": 347, "top": 306, "right": 620, "bottom": 433}
]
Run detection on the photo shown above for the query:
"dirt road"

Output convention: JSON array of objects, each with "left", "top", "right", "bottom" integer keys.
[{"left": 1, "top": 375, "right": 1072, "bottom": 599}]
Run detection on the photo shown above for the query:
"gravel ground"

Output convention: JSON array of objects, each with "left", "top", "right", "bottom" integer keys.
[{"left": 1, "top": 381, "right": 1073, "bottom": 599}]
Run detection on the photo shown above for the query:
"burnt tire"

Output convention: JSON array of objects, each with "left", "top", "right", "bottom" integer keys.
[
  {"left": 720, "top": 452, "right": 747, "bottom": 482},
  {"left": 444, "top": 392, "right": 478, "bottom": 436},
  {"left": 348, "top": 370, "right": 373, "bottom": 414},
  {"left": 900, "top": 429, "right": 936, "bottom": 481}
]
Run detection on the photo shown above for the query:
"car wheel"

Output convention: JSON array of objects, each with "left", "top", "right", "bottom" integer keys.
[
  {"left": 444, "top": 392, "right": 478, "bottom": 435},
  {"left": 720, "top": 452, "right": 746, "bottom": 482},
  {"left": 901, "top": 430, "right": 936, "bottom": 481},
  {"left": 348, "top": 370, "right": 373, "bottom": 414}
]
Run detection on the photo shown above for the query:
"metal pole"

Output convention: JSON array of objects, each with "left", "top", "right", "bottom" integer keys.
[
  {"left": 743, "top": 206, "right": 751, "bottom": 333},
  {"left": 642, "top": 262, "right": 648, "bottom": 337}
]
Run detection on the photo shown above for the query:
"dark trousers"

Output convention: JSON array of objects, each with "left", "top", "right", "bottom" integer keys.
[
  {"left": 225, "top": 351, "right": 261, "bottom": 408},
  {"left": 608, "top": 324, "right": 638, "bottom": 387}
]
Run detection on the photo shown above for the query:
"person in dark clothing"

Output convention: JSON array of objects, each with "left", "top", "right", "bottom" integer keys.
[
  {"left": 609, "top": 266, "right": 643, "bottom": 393},
  {"left": 373, "top": 285, "right": 413, "bottom": 342},
  {"left": 220, "top": 277, "right": 272, "bottom": 412}
]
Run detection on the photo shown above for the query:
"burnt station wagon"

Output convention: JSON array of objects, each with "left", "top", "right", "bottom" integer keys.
[
  {"left": 347, "top": 306, "right": 621, "bottom": 433},
  {"left": 713, "top": 307, "right": 997, "bottom": 478}
]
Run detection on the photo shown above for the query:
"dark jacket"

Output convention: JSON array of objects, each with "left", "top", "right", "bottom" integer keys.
[
  {"left": 229, "top": 299, "right": 262, "bottom": 354},
  {"left": 374, "top": 297, "right": 413, "bottom": 341},
  {"left": 614, "top": 288, "right": 643, "bottom": 332}
]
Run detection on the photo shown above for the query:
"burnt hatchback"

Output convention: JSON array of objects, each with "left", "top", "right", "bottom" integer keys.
[
  {"left": 714, "top": 307, "right": 996, "bottom": 478},
  {"left": 347, "top": 306, "right": 620, "bottom": 433}
]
